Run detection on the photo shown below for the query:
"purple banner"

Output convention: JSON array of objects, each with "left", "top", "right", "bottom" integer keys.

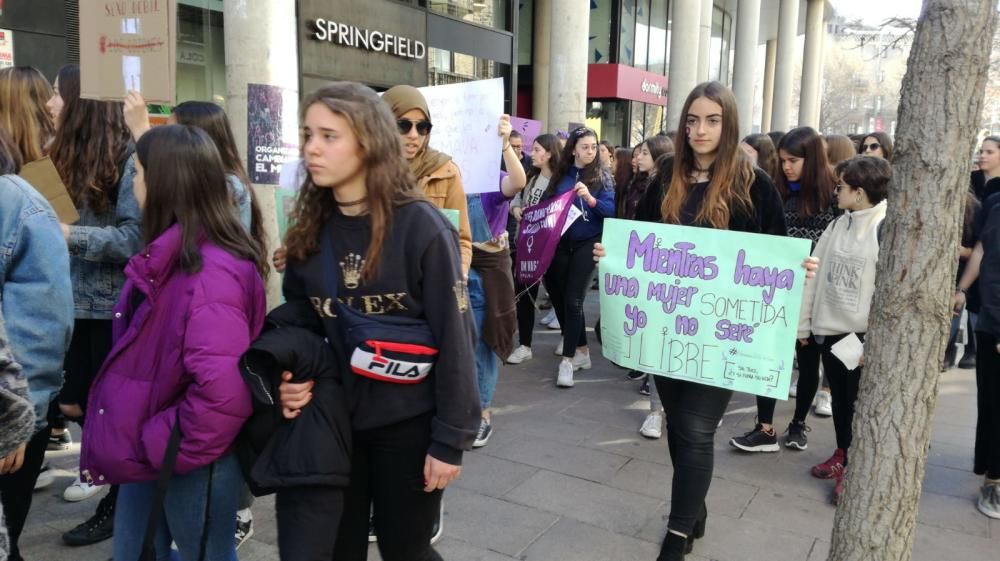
[
  {"left": 510, "top": 116, "right": 543, "bottom": 151},
  {"left": 515, "top": 190, "right": 577, "bottom": 284}
]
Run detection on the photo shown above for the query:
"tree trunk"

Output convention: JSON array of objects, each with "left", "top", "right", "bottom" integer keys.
[{"left": 828, "top": 2, "right": 995, "bottom": 561}]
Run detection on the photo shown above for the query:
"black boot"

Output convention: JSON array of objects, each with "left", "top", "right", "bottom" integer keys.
[
  {"left": 657, "top": 531, "right": 687, "bottom": 561},
  {"left": 685, "top": 504, "right": 707, "bottom": 553},
  {"left": 63, "top": 489, "right": 115, "bottom": 546}
]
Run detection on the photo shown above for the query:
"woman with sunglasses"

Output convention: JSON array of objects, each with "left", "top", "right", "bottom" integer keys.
[
  {"left": 858, "top": 131, "right": 893, "bottom": 161},
  {"left": 730, "top": 126, "right": 838, "bottom": 455},
  {"left": 382, "top": 85, "right": 472, "bottom": 274},
  {"left": 541, "top": 126, "right": 614, "bottom": 388}
]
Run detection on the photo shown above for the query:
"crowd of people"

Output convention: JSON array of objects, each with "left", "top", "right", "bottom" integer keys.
[{"left": 0, "top": 62, "right": 996, "bottom": 561}]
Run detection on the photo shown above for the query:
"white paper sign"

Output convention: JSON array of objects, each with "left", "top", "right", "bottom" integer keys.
[
  {"left": 831, "top": 333, "right": 864, "bottom": 371},
  {"left": 561, "top": 204, "right": 583, "bottom": 236},
  {"left": 417, "top": 78, "right": 504, "bottom": 195},
  {"left": 0, "top": 29, "right": 14, "bottom": 70}
]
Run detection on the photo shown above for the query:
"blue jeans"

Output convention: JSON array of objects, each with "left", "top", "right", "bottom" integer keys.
[
  {"left": 113, "top": 453, "right": 242, "bottom": 561},
  {"left": 468, "top": 269, "right": 498, "bottom": 410}
]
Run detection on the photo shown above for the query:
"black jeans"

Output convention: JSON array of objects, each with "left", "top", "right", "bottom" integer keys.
[
  {"left": 975, "top": 331, "right": 1000, "bottom": 479},
  {"left": 654, "top": 376, "right": 732, "bottom": 535},
  {"left": 0, "top": 427, "right": 49, "bottom": 561},
  {"left": 60, "top": 318, "right": 113, "bottom": 408},
  {"left": 514, "top": 279, "right": 540, "bottom": 348},
  {"left": 333, "top": 413, "right": 443, "bottom": 561},
  {"left": 756, "top": 336, "right": 823, "bottom": 424},
  {"left": 544, "top": 236, "right": 599, "bottom": 358},
  {"left": 276, "top": 486, "right": 345, "bottom": 561},
  {"left": 821, "top": 333, "right": 865, "bottom": 463}
]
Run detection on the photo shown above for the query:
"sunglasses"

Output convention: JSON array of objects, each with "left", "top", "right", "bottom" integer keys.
[
  {"left": 862, "top": 142, "right": 881, "bottom": 152},
  {"left": 397, "top": 119, "right": 433, "bottom": 136}
]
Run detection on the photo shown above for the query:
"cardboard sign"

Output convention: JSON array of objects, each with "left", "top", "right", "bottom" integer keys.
[
  {"left": 510, "top": 116, "right": 542, "bottom": 152},
  {"left": 79, "top": 0, "right": 177, "bottom": 104},
  {"left": 598, "top": 219, "right": 811, "bottom": 399},
  {"left": 417, "top": 78, "right": 504, "bottom": 194},
  {"left": 19, "top": 157, "right": 80, "bottom": 224},
  {"left": 0, "top": 29, "right": 13, "bottom": 70}
]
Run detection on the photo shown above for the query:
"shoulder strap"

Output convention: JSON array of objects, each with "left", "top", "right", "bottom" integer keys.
[{"left": 138, "top": 409, "right": 182, "bottom": 561}]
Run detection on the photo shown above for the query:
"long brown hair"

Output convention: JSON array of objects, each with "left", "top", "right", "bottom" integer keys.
[
  {"left": 824, "top": 134, "right": 856, "bottom": 166},
  {"left": 859, "top": 131, "right": 894, "bottom": 161},
  {"left": 172, "top": 101, "right": 266, "bottom": 264},
  {"left": 136, "top": 125, "right": 268, "bottom": 278},
  {"left": 0, "top": 66, "right": 55, "bottom": 163},
  {"left": 48, "top": 65, "right": 132, "bottom": 215},
  {"left": 527, "top": 133, "right": 562, "bottom": 182},
  {"left": 661, "top": 82, "right": 754, "bottom": 229},
  {"left": 0, "top": 128, "right": 22, "bottom": 175},
  {"left": 613, "top": 147, "right": 633, "bottom": 189},
  {"left": 743, "top": 133, "right": 780, "bottom": 183},
  {"left": 284, "top": 82, "right": 423, "bottom": 282},
  {"left": 544, "top": 126, "right": 607, "bottom": 199},
  {"left": 775, "top": 126, "right": 834, "bottom": 217}
]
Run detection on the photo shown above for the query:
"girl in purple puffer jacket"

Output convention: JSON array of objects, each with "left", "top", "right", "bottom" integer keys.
[{"left": 80, "top": 124, "right": 268, "bottom": 561}]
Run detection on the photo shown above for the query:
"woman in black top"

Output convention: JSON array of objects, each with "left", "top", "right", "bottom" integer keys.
[
  {"left": 278, "top": 82, "right": 479, "bottom": 561},
  {"left": 596, "top": 82, "right": 809, "bottom": 561},
  {"left": 730, "top": 126, "right": 838, "bottom": 454}
]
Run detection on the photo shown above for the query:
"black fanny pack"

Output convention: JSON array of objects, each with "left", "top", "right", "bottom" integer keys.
[{"left": 321, "top": 221, "right": 439, "bottom": 384}]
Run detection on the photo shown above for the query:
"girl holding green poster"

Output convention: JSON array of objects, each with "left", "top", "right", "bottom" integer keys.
[{"left": 594, "top": 81, "right": 816, "bottom": 561}]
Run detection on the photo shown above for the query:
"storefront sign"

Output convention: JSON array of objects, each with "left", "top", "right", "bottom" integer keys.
[
  {"left": 79, "top": 0, "right": 177, "bottom": 104},
  {"left": 598, "top": 219, "right": 810, "bottom": 398},
  {"left": 299, "top": 0, "right": 428, "bottom": 89},
  {"left": 247, "top": 83, "right": 300, "bottom": 185},
  {"left": 0, "top": 29, "right": 12, "bottom": 69},
  {"left": 587, "top": 64, "right": 669, "bottom": 106},
  {"left": 311, "top": 19, "right": 425, "bottom": 60}
]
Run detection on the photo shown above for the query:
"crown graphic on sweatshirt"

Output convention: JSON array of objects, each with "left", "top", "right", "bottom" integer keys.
[
  {"left": 453, "top": 280, "right": 470, "bottom": 313},
  {"left": 339, "top": 253, "right": 365, "bottom": 289}
]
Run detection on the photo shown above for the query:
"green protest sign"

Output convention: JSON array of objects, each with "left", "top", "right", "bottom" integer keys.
[{"left": 598, "top": 218, "right": 811, "bottom": 399}]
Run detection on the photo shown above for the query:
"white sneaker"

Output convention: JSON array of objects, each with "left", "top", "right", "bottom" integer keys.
[
  {"left": 814, "top": 390, "right": 833, "bottom": 417},
  {"left": 539, "top": 310, "right": 556, "bottom": 326},
  {"left": 506, "top": 345, "right": 533, "bottom": 364},
  {"left": 63, "top": 475, "right": 102, "bottom": 502},
  {"left": 34, "top": 465, "right": 54, "bottom": 491},
  {"left": 556, "top": 360, "right": 574, "bottom": 387},
  {"left": 640, "top": 411, "right": 663, "bottom": 439},
  {"left": 789, "top": 379, "right": 798, "bottom": 398},
  {"left": 547, "top": 316, "right": 561, "bottom": 330},
  {"left": 554, "top": 340, "right": 563, "bottom": 356},
  {"left": 571, "top": 351, "right": 592, "bottom": 371}
]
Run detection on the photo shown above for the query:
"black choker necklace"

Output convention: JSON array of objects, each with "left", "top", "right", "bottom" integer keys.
[{"left": 336, "top": 197, "right": 367, "bottom": 207}]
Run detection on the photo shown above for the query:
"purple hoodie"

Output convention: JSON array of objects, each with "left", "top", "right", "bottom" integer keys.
[{"left": 81, "top": 224, "right": 265, "bottom": 484}]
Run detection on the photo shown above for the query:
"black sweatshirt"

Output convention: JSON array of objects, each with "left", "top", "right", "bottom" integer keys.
[
  {"left": 635, "top": 159, "right": 788, "bottom": 236},
  {"left": 283, "top": 200, "right": 480, "bottom": 465}
]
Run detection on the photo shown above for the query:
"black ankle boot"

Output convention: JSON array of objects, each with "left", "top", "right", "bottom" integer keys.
[
  {"left": 685, "top": 505, "right": 708, "bottom": 553},
  {"left": 657, "top": 532, "right": 687, "bottom": 561}
]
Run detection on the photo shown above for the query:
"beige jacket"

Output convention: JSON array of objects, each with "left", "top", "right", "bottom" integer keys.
[{"left": 418, "top": 161, "right": 472, "bottom": 274}]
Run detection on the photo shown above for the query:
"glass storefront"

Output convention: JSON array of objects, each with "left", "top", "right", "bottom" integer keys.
[
  {"left": 428, "top": 47, "right": 509, "bottom": 86},
  {"left": 176, "top": 1, "right": 226, "bottom": 104},
  {"left": 586, "top": 99, "right": 664, "bottom": 148},
  {"left": 428, "top": 0, "right": 510, "bottom": 31}
]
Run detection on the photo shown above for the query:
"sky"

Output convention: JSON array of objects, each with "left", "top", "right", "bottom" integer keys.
[{"left": 831, "top": 0, "right": 924, "bottom": 25}]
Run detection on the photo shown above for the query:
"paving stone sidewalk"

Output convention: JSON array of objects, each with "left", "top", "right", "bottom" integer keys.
[{"left": 20, "top": 301, "right": 1000, "bottom": 561}]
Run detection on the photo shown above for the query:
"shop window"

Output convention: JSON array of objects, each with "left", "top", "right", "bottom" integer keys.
[
  {"left": 176, "top": 2, "right": 226, "bottom": 105},
  {"left": 590, "top": 0, "right": 613, "bottom": 63},
  {"left": 709, "top": 6, "right": 723, "bottom": 82},
  {"left": 586, "top": 100, "right": 627, "bottom": 148},
  {"left": 633, "top": 0, "right": 650, "bottom": 70},
  {"left": 428, "top": 0, "right": 510, "bottom": 32},
  {"left": 647, "top": 0, "right": 668, "bottom": 76},
  {"left": 618, "top": 0, "right": 636, "bottom": 66},
  {"left": 428, "top": 46, "right": 506, "bottom": 85},
  {"left": 518, "top": 0, "right": 533, "bottom": 65}
]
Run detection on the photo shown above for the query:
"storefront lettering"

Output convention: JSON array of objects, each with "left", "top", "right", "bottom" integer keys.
[
  {"left": 312, "top": 18, "right": 426, "bottom": 61},
  {"left": 104, "top": 0, "right": 162, "bottom": 17},
  {"left": 641, "top": 79, "right": 665, "bottom": 99}
]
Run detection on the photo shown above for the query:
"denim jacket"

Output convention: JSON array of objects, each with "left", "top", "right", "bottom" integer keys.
[
  {"left": 0, "top": 175, "right": 74, "bottom": 428},
  {"left": 227, "top": 173, "right": 253, "bottom": 232},
  {"left": 67, "top": 156, "right": 144, "bottom": 319}
]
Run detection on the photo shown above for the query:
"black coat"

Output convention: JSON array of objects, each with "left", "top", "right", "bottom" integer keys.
[{"left": 237, "top": 301, "right": 352, "bottom": 496}]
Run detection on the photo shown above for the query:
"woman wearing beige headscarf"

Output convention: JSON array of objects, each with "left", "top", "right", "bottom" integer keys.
[{"left": 382, "top": 85, "right": 472, "bottom": 274}]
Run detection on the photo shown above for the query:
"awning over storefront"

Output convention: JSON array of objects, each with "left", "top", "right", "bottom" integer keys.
[{"left": 586, "top": 64, "right": 668, "bottom": 107}]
